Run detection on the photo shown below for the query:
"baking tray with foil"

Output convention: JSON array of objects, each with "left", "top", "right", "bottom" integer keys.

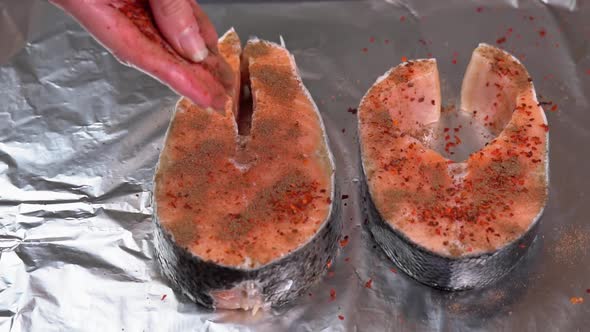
[{"left": 1, "top": 0, "right": 589, "bottom": 331}]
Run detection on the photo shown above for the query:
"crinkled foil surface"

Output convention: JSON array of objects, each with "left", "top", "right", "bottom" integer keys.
[{"left": 1, "top": 0, "right": 590, "bottom": 331}]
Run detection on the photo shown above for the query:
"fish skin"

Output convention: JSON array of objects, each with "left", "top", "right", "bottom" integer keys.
[
  {"left": 153, "top": 198, "right": 340, "bottom": 307},
  {"left": 361, "top": 178, "right": 540, "bottom": 290},
  {"left": 358, "top": 44, "right": 549, "bottom": 290},
  {"left": 152, "top": 31, "right": 340, "bottom": 309}
]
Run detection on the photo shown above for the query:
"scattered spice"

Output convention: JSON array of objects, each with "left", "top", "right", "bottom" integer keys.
[
  {"left": 476, "top": 7, "right": 483, "bottom": 12},
  {"left": 339, "top": 235, "right": 350, "bottom": 247},
  {"left": 552, "top": 226, "right": 590, "bottom": 266},
  {"left": 496, "top": 37, "right": 507, "bottom": 44},
  {"left": 390, "top": 268, "right": 397, "bottom": 273},
  {"left": 362, "top": 47, "right": 368, "bottom": 53},
  {"left": 550, "top": 104, "right": 558, "bottom": 112},
  {"left": 369, "top": 37, "right": 375, "bottom": 43},
  {"left": 538, "top": 28, "right": 547, "bottom": 37},
  {"left": 341, "top": 194, "right": 349, "bottom": 200},
  {"left": 338, "top": 315, "right": 345, "bottom": 321},
  {"left": 330, "top": 288, "right": 336, "bottom": 301},
  {"left": 347, "top": 107, "right": 358, "bottom": 115},
  {"left": 570, "top": 297, "right": 584, "bottom": 304},
  {"left": 365, "top": 278, "right": 373, "bottom": 289},
  {"left": 161, "top": 294, "right": 167, "bottom": 301},
  {"left": 401, "top": 56, "right": 408, "bottom": 62},
  {"left": 586, "top": 289, "right": 590, "bottom": 294},
  {"left": 400, "top": 15, "right": 406, "bottom": 22}
]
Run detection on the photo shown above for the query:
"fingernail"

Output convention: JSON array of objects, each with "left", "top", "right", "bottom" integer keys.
[{"left": 179, "top": 25, "right": 209, "bottom": 62}]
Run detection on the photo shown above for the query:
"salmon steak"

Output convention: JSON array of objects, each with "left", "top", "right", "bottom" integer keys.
[
  {"left": 153, "top": 29, "right": 339, "bottom": 310},
  {"left": 358, "top": 44, "right": 549, "bottom": 290}
]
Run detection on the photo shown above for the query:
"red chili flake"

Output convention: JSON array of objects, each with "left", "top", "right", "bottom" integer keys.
[
  {"left": 385, "top": 39, "right": 390, "bottom": 44},
  {"left": 444, "top": 128, "right": 450, "bottom": 132},
  {"left": 400, "top": 16, "right": 406, "bottom": 22},
  {"left": 330, "top": 288, "right": 336, "bottom": 301},
  {"left": 496, "top": 37, "right": 507, "bottom": 44},
  {"left": 476, "top": 7, "right": 483, "bottom": 12},
  {"left": 570, "top": 297, "right": 584, "bottom": 304},
  {"left": 518, "top": 244, "right": 526, "bottom": 249},
  {"left": 369, "top": 37, "right": 376, "bottom": 43},
  {"left": 529, "top": 16, "right": 535, "bottom": 21},
  {"left": 586, "top": 289, "right": 590, "bottom": 294},
  {"left": 347, "top": 107, "right": 358, "bottom": 114},
  {"left": 362, "top": 47, "right": 368, "bottom": 53},
  {"left": 586, "top": 69, "right": 590, "bottom": 75},
  {"left": 161, "top": 294, "right": 167, "bottom": 301},
  {"left": 401, "top": 56, "right": 408, "bottom": 62},
  {"left": 338, "top": 315, "right": 345, "bottom": 321},
  {"left": 538, "top": 28, "right": 546, "bottom": 37},
  {"left": 339, "top": 235, "right": 350, "bottom": 247},
  {"left": 390, "top": 268, "right": 397, "bottom": 274},
  {"left": 551, "top": 104, "right": 558, "bottom": 112},
  {"left": 365, "top": 278, "right": 373, "bottom": 289},
  {"left": 540, "top": 124, "right": 549, "bottom": 132},
  {"left": 327, "top": 260, "right": 332, "bottom": 269},
  {"left": 341, "top": 194, "right": 349, "bottom": 200},
  {"left": 418, "top": 97, "right": 425, "bottom": 103},
  {"left": 452, "top": 59, "right": 457, "bottom": 64}
]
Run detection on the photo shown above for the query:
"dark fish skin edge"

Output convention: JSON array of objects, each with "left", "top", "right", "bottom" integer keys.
[
  {"left": 359, "top": 160, "right": 542, "bottom": 291},
  {"left": 152, "top": 184, "right": 342, "bottom": 308}
]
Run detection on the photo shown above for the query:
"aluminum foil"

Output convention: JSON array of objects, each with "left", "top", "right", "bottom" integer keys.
[{"left": 1, "top": 0, "right": 590, "bottom": 331}]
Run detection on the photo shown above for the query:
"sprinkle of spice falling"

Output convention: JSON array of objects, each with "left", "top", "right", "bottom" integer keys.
[
  {"left": 330, "top": 288, "right": 336, "bottom": 301},
  {"left": 161, "top": 294, "right": 167, "bottom": 301},
  {"left": 365, "top": 279, "right": 373, "bottom": 289},
  {"left": 570, "top": 297, "right": 584, "bottom": 304},
  {"left": 338, "top": 315, "right": 345, "bottom": 321}
]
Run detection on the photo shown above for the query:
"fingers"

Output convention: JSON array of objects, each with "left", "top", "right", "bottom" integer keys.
[
  {"left": 50, "top": 0, "right": 231, "bottom": 110},
  {"left": 189, "top": 1, "right": 220, "bottom": 55},
  {"left": 149, "top": 0, "right": 209, "bottom": 62}
]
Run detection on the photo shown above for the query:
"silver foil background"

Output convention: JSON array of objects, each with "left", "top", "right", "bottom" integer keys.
[{"left": 1, "top": 0, "right": 589, "bottom": 331}]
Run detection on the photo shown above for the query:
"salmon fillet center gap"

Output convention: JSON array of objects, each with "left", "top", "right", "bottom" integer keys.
[
  {"left": 153, "top": 29, "right": 340, "bottom": 311},
  {"left": 358, "top": 44, "right": 549, "bottom": 290}
]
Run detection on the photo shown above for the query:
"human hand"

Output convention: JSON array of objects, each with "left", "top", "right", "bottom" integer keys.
[{"left": 50, "top": 0, "right": 233, "bottom": 110}]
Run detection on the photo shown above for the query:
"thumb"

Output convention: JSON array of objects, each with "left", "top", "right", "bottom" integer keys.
[{"left": 149, "top": 0, "right": 209, "bottom": 62}]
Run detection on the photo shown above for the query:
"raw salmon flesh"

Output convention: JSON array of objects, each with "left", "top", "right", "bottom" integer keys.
[
  {"left": 358, "top": 44, "right": 549, "bottom": 290},
  {"left": 153, "top": 29, "right": 339, "bottom": 310}
]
